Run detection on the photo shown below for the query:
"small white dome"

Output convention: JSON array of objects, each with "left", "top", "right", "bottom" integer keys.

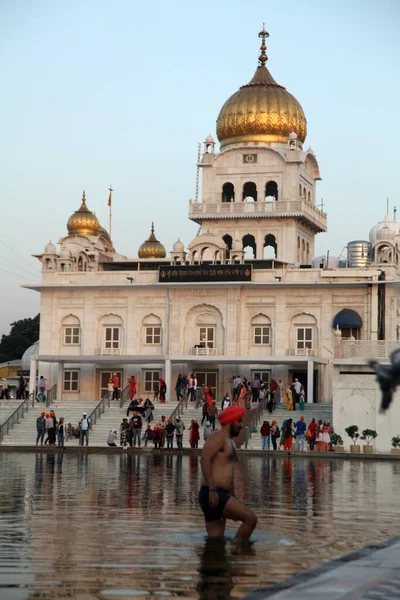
[
  {"left": 288, "top": 131, "right": 298, "bottom": 140},
  {"left": 205, "top": 134, "right": 214, "bottom": 143},
  {"left": 21, "top": 340, "right": 39, "bottom": 371},
  {"left": 369, "top": 215, "right": 400, "bottom": 245},
  {"left": 44, "top": 241, "right": 56, "bottom": 254},
  {"left": 60, "top": 247, "right": 71, "bottom": 259},
  {"left": 172, "top": 238, "right": 184, "bottom": 252},
  {"left": 232, "top": 239, "right": 242, "bottom": 251}
]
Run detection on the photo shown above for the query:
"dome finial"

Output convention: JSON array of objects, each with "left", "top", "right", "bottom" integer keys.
[
  {"left": 258, "top": 23, "right": 269, "bottom": 66},
  {"left": 82, "top": 189, "right": 86, "bottom": 203},
  {"left": 151, "top": 221, "right": 155, "bottom": 235}
]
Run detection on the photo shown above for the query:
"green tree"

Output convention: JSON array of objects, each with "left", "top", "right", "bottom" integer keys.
[{"left": 0, "top": 314, "right": 40, "bottom": 362}]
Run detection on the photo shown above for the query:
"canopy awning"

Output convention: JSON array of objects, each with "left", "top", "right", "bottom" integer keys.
[{"left": 333, "top": 309, "right": 362, "bottom": 329}]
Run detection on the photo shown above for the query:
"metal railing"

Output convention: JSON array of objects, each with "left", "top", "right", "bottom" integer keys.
[
  {"left": 195, "top": 387, "right": 205, "bottom": 409},
  {"left": 191, "top": 347, "right": 219, "bottom": 356},
  {"left": 170, "top": 393, "right": 189, "bottom": 423},
  {"left": 0, "top": 392, "right": 35, "bottom": 444},
  {"left": 119, "top": 384, "right": 130, "bottom": 408},
  {"left": 87, "top": 392, "right": 110, "bottom": 426},
  {"left": 46, "top": 384, "right": 57, "bottom": 407},
  {"left": 243, "top": 397, "right": 267, "bottom": 449}
]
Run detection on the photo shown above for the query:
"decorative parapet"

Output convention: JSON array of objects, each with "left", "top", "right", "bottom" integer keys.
[
  {"left": 189, "top": 199, "right": 327, "bottom": 232},
  {"left": 340, "top": 340, "right": 399, "bottom": 359}
]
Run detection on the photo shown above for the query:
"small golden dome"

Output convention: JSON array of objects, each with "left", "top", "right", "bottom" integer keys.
[
  {"left": 138, "top": 223, "right": 166, "bottom": 259},
  {"left": 216, "top": 26, "right": 307, "bottom": 148},
  {"left": 67, "top": 191, "right": 99, "bottom": 236}
]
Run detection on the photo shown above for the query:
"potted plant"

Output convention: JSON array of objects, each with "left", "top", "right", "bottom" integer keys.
[
  {"left": 345, "top": 425, "right": 360, "bottom": 453},
  {"left": 331, "top": 433, "right": 344, "bottom": 452},
  {"left": 360, "top": 429, "right": 378, "bottom": 454},
  {"left": 391, "top": 436, "right": 400, "bottom": 455}
]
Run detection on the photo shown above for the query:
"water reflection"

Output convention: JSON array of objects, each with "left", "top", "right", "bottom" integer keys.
[{"left": 0, "top": 453, "right": 399, "bottom": 598}]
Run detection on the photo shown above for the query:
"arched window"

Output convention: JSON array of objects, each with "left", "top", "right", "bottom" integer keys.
[
  {"left": 299, "top": 183, "right": 302, "bottom": 197},
  {"left": 333, "top": 309, "right": 362, "bottom": 340},
  {"left": 45, "top": 258, "right": 52, "bottom": 270},
  {"left": 222, "top": 234, "right": 233, "bottom": 251},
  {"left": 306, "top": 242, "right": 310, "bottom": 263},
  {"left": 242, "top": 182, "right": 257, "bottom": 202},
  {"left": 297, "top": 237, "right": 301, "bottom": 262},
  {"left": 242, "top": 234, "right": 256, "bottom": 259},
  {"left": 61, "top": 315, "right": 81, "bottom": 346},
  {"left": 263, "top": 234, "right": 277, "bottom": 259},
  {"left": 301, "top": 239, "right": 306, "bottom": 263},
  {"left": 251, "top": 314, "right": 272, "bottom": 346},
  {"left": 99, "top": 314, "right": 124, "bottom": 355},
  {"left": 143, "top": 314, "right": 162, "bottom": 345},
  {"left": 265, "top": 181, "right": 278, "bottom": 201},
  {"left": 196, "top": 312, "right": 217, "bottom": 349},
  {"left": 222, "top": 182, "right": 235, "bottom": 203},
  {"left": 303, "top": 187, "right": 307, "bottom": 199},
  {"left": 307, "top": 190, "right": 311, "bottom": 202},
  {"left": 291, "top": 313, "right": 318, "bottom": 355}
]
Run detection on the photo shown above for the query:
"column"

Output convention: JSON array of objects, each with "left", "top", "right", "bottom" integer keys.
[
  {"left": 324, "top": 363, "right": 330, "bottom": 404},
  {"left": 57, "top": 362, "right": 64, "bottom": 402},
  {"left": 307, "top": 359, "right": 314, "bottom": 403},
  {"left": 371, "top": 283, "right": 378, "bottom": 341},
  {"left": 165, "top": 358, "right": 171, "bottom": 402},
  {"left": 29, "top": 357, "right": 38, "bottom": 395}
]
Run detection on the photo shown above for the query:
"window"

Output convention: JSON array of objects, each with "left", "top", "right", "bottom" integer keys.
[
  {"left": 252, "top": 371, "right": 270, "bottom": 383},
  {"left": 64, "top": 326, "right": 80, "bottom": 345},
  {"left": 104, "top": 327, "right": 120, "bottom": 349},
  {"left": 146, "top": 326, "right": 161, "bottom": 344},
  {"left": 296, "top": 327, "right": 313, "bottom": 350},
  {"left": 144, "top": 370, "right": 160, "bottom": 393},
  {"left": 254, "top": 326, "right": 271, "bottom": 345},
  {"left": 340, "top": 327, "right": 360, "bottom": 340},
  {"left": 199, "top": 327, "right": 215, "bottom": 348},
  {"left": 63, "top": 370, "right": 79, "bottom": 392}
]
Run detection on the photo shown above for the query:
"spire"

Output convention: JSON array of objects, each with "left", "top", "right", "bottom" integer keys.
[
  {"left": 82, "top": 189, "right": 86, "bottom": 204},
  {"left": 151, "top": 222, "right": 155, "bottom": 235},
  {"left": 258, "top": 23, "right": 269, "bottom": 66}
]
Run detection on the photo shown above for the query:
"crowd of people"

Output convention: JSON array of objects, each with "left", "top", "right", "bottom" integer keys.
[
  {"left": 36, "top": 410, "right": 91, "bottom": 448},
  {"left": 260, "top": 417, "right": 334, "bottom": 452}
]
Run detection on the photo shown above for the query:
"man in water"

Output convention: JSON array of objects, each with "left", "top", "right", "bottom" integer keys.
[{"left": 199, "top": 406, "right": 257, "bottom": 540}]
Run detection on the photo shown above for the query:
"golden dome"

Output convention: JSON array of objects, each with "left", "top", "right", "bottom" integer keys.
[
  {"left": 138, "top": 223, "right": 166, "bottom": 259},
  {"left": 67, "top": 191, "right": 99, "bottom": 236},
  {"left": 216, "top": 26, "right": 307, "bottom": 148}
]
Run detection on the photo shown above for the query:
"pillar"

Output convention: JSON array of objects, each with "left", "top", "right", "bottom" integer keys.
[
  {"left": 29, "top": 357, "right": 38, "bottom": 395},
  {"left": 371, "top": 283, "right": 378, "bottom": 341},
  {"left": 57, "top": 362, "right": 64, "bottom": 402},
  {"left": 307, "top": 359, "right": 314, "bottom": 403},
  {"left": 165, "top": 358, "right": 171, "bottom": 402}
]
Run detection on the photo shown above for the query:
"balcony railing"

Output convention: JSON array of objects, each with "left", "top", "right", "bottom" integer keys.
[
  {"left": 189, "top": 199, "right": 327, "bottom": 231},
  {"left": 95, "top": 347, "right": 124, "bottom": 356},
  {"left": 191, "top": 346, "right": 219, "bottom": 356},
  {"left": 286, "top": 348, "right": 320, "bottom": 357},
  {"left": 340, "top": 340, "right": 399, "bottom": 359}
]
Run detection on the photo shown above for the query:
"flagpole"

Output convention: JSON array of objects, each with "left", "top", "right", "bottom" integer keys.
[{"left": 108, "top": 185, "right": 113, "bottom": 239}]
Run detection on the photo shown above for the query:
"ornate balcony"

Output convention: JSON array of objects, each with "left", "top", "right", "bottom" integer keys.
[
  {"left": 286, "top": 348, "right": 320, "bottom": 357},
  {"left": 191, "top": 346, "right": 219, "bottom": 356},
  {"left": 189, "top": 199, "right": 327, "bottom": 232},
  {"left": 340, "top": 340, "right": 399, "bottom": 359}
]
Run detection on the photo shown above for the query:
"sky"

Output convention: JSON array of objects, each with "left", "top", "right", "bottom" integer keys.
[{"left": 0, "top": 0, "right": 399, "bottom": 338}]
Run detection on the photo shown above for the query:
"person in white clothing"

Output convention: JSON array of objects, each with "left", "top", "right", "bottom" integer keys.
[
  {"left": 79, "top": 412, "right": 91, "bottom": 446},
  {"left": 221, "top": 394, "right": 231, "bottom": 411},
  {"left": 188, "top": 373, "right": 197, "bottom": 402}
]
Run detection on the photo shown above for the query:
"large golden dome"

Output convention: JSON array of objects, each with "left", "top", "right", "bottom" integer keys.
[
  {"left": 138, "top": 223, "right": 166, "bottom": 259},
  {"left": 67, "top": 191, "right": 99, "bottom": 236},
  {"left": 216, "top": 26, "right": 307, "bottom": 148}
]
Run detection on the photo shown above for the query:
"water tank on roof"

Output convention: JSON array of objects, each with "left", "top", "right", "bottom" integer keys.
[
  {"left": 312, "top": 255, "right": 341, "bottom": 269},
  {"left": 347, "top": 240, "right": 372, "bottom": 268}
]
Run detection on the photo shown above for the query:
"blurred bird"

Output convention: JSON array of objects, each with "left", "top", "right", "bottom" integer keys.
[{"left": 370, "top": 348, "right": 400, "bottom": 411}]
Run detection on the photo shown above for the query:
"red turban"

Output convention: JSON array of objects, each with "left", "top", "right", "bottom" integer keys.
[{"left": 218, "top": 406, "right": 245, "bottom": 425}]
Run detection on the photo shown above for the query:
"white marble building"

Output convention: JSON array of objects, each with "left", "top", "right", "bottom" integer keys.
[{"left": 25, "top": 28, "right": 400, "bottom": 417}]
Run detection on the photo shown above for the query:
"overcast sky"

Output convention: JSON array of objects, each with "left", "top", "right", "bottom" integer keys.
[{"left": 0, "top": 0, "right": 399, "bottom": 338}]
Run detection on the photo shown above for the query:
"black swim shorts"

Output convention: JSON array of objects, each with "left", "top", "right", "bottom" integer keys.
[{"left": 198, "top": 486, "right": 231, "bottom": 522}]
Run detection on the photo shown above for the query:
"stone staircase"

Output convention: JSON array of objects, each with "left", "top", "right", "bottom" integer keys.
[
  {"left": 245, "top": 403, "right": 333, "bottom": 450},
  {"left": 170, "top": 402, "right": 205, "bottom": 448},
  {"left": 0, "top": 398, "right": 29, "bottom": 426},
  {"left": 1, "top": 400, "right": 98, "bottom": 446}
]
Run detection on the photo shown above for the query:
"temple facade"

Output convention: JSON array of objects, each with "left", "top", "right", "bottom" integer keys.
[{"left": 25, "top": 27, "right": 400, "bottom": 407}]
